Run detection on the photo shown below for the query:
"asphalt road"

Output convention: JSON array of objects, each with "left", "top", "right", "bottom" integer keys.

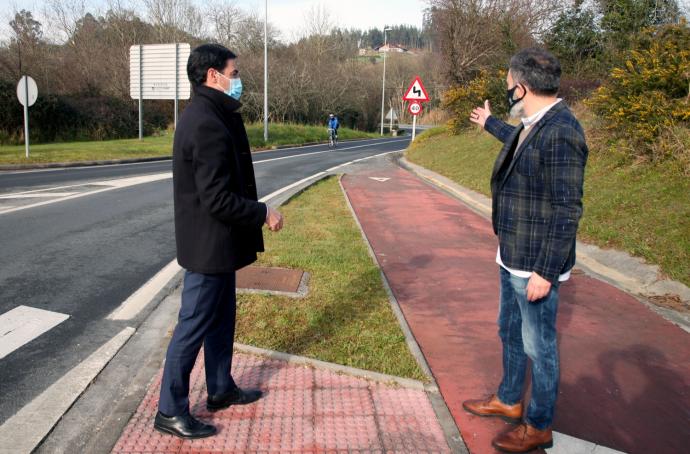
[{"left": 0, "top": 135, "right": 409, "bottom": 425}]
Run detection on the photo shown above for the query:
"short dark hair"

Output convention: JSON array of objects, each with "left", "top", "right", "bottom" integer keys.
[
  {"left": 187, "top": 44, "right": 237, "bottom": 87},
  {"left": 509, "top": 48, "right": 561, "bottom": 96}
]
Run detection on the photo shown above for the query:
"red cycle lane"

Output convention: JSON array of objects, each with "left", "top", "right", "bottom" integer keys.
[{"left": 341, "top": 167, "right": 690, "bottom": 454}]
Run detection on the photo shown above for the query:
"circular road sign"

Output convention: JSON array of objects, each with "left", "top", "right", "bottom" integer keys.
[
  {"left": 17, "top": 76, "right": 38, "bottom": 107},
  {"left": 408, "top": 101, "right": 423, "bottom": 116}
]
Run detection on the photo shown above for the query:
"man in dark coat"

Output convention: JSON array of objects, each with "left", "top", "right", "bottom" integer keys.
[
  {"left": 154, "top": 44, "right": 283, "bottom": 439},
  {"left": 463, "top": 48, "right": 588, "bottom": 453}
]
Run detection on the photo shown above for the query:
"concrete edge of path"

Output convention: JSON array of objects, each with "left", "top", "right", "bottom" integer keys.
[
  {"left": 0, "top": 136, "right": 385, "bottom": 171},
  {"left": 233, "top": 343, "right": 431, "bottom": 391},
  {"left": 338, "top": 174, "right": 469, "bottom": 454},
  {"left": 398, "top": 156, "right": 690, "bottom": 333}
]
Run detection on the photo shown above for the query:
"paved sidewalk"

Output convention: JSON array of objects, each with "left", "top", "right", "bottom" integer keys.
[
  {"left": 341, "top": 165, "right": 690, "bottom": 454},
  {"left": 111, "top": 350, "right": 451, "bottom": 453}
]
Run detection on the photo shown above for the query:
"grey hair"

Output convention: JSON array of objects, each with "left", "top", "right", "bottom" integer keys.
[{"left": 509, "top": 48, "right": 562, "bottom": 96}]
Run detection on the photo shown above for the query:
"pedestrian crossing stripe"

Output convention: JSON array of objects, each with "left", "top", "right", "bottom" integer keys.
[{"left": 0, "top": 306, "right": 69, "bottom": 360}]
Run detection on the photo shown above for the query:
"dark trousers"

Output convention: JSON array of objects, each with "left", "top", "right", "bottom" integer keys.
[
  {"left": 497, "top": 267, "right": 561, "bottom": 430},
  {"left": 158, "top": 270, "right": 237, "bottom": 416}
]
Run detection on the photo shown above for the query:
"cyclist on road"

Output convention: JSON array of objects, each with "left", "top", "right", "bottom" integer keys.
[{"left": 327, "top": 114, "right": 339, "bottom": 144}]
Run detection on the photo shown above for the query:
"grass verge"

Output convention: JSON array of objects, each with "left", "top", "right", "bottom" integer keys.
[
  {"left": 406, "top": 117, "right": 690, "bottom": 288},
  {"left": 235, "top": 176, "right": 426, "bottom": 381},
  {"left": 0, "top": 123, "right": 378, "bottom": 165}
]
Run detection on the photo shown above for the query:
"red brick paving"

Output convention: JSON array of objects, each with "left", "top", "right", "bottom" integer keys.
[
  {"left": 341, "top": 168, "right": 690, "bottom": 454},
  {"left": 111, "top": 352, "right": 450, "bottom": 453}
]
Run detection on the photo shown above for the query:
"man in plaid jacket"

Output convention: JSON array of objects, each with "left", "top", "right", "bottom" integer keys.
[{"left": 462, "top": 48, "right": 589, "bottom": 453}]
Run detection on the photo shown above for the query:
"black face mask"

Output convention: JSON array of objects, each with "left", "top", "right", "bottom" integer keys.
[{"left": 506, "top": 84, "right": 526, "bottom": 110}]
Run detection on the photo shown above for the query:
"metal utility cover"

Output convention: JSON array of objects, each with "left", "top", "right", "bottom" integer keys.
[{"left": 237, "top": 267, "right": 305, "bottom": 293}]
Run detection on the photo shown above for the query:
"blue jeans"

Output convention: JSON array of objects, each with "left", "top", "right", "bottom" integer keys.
[
  {"left": 158, "top": 271, "right": 238, "bottom": 416},
  {"left": 497, "top": 267, "right": 560, "bottom": 430}
]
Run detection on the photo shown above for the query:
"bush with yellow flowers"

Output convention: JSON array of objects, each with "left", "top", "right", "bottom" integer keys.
[
  {"left": 443, "top": 69, "right": 508, "bottom": 134},
  {"left": 587, "top": 22, "right": 690, "bottom": 158}
]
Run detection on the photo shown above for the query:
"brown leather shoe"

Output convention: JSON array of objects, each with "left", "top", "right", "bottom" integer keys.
[
  {"left": 462, "top": 394, "right": 523, "bottom": 423},
  {"left": 492, "top": 423, "right": 553, "bottom": 453}
]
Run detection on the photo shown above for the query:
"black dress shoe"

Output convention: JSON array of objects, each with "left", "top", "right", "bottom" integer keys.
[
  {"left": 207, "top": 387, "right": 263, "bottom": 411},
  {"left": 153, "top": 411, "right": 217, "bottom": 439}
]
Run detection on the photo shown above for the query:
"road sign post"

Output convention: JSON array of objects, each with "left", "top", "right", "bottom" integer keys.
[
  {"left": 16, "top": 75, "right": 38, "bottom": 159},
  {"left": 138, "top": 45, "right": 143, "bottom": 140},
  {"left": 407, "top": 101, "right": 423, "bottom": 141},
  {"left": 403, "top": 76, "right": 430, "bottom": 142}
]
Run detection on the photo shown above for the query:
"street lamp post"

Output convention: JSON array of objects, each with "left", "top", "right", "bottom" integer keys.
[
  {"left": 380, "top": 27, "right": 392, "bottom": 136},
  {"left": 263, "top": 0, "right": 269, "bottom": 142}
]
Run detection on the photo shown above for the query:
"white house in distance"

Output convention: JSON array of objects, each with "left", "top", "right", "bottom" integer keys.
[
  {"left": 375, "top": 44, "right": 408, "bottom": 53},
  {"left": 359, "top": 43, "right": 410, "bottom": 56}
]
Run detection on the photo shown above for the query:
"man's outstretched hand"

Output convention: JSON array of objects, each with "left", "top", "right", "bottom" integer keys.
[
  {"left": 470, "top": 100, "right": 492, "bottom": 128},
  {"left": 265, "top": 207, "right": 283, "bottom": 232}
]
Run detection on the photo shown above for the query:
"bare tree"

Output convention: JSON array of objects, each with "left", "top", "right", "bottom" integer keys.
[
  {"left": 43, "top": 0, "right": 89, "bottom": 44},
  {"left": 206, "top": 1, "right": 244, "bottom": 47},
  {"left": 143, "top": 0, "right": 204, "bottom": 42},
  {"left": 427, "top": 0, "right": 561, "bottom": 83}
]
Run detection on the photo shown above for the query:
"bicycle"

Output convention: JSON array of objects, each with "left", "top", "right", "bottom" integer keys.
[{"left": 327, "top": 128, "right": 338, "bottom": 149}]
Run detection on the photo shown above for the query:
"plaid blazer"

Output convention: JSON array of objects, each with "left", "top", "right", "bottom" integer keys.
[{"left": 485, "top": 102, "right": 589, "bottom": 284}]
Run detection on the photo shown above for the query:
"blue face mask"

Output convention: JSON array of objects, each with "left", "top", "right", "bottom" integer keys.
[
  {"left": 216, "top": 71, "right": 243, "bottom": 101},
  {"left": 228, "top": 78, "right": 242, "bottom": 101}
]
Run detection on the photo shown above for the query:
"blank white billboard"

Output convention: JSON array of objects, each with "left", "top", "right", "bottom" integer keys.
[{"left": 130, "top": 43, "right": 191, "bottom": 100}]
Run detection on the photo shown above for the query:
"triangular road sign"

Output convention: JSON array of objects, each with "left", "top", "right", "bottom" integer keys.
[
  {"left": 403, "top": 76, "right": 430, "bottom": 102},
  {"left": 385, "top": 108, "right": 398, "bottom": 121}
]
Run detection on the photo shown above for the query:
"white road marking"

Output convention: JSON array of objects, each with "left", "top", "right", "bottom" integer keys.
[
  {"left": 253, "top": 138, "right": 408, "bottom": 164},
  {"left": 0, "top": 141, "right": 407, "bottom": 216},
  {"left": 0, "top": 327, "right": 135, "bottom": 454},
  {"left": 0, "top": 172, "right": 171, "bottom": 215},
  {"left": 0, "top": 192, "right": 77, "bottom": 199},
  {"left": 548, "top": 431, "right": 626, "bottom": 453},
  {"left": 106, "top": 259, "right": 182, "bottom": 320},
  {"left": 0, "top": 137, "right": 401, "bottom": 175},
  {"left": 260, "top": 149, "right": 405, "bottom": 202},
  {"left": 0, "top": 306, "right": 70, "bottom": 360},
  {"left": 369, "top": 177, "right": 391, "bottom": 182}
]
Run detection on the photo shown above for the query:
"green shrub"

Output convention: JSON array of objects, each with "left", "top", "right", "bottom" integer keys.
[
  {"left": 442, "top": 69, "right": 508, "bottom": 134},
  {"left": 0, "top": 80, "right": 170, "bottom": 144},
  {"left": 586, "top": 22, "right": 690, "bottom": 158}
]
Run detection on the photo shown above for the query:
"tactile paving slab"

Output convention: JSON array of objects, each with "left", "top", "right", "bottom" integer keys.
[{"left": 111, "top": 352, "right": 450, "bottom": 453}]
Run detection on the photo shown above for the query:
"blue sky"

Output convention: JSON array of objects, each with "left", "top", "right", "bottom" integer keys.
[{"left": 0, "top": 0, "right": 428, "bottom": 42}]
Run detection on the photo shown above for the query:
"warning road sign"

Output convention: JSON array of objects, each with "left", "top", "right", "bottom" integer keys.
[{"left": 403, "top": 76, "right": 430, "bottom": 102}]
